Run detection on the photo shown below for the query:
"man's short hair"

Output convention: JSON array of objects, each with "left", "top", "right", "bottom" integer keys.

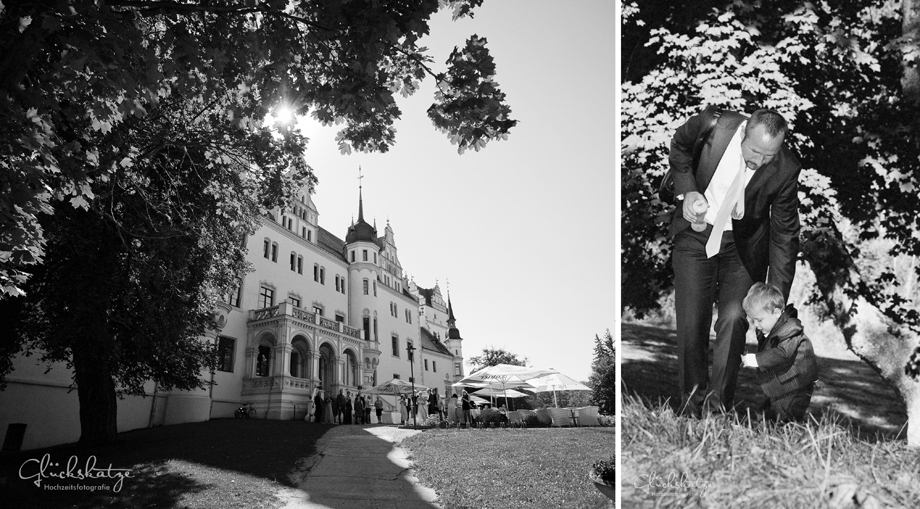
[
  {"left": 742, "top": 282, "right": 786, "bottom": 315},
  {"left": 745, "top": 109, "right": 788, "bottom": 139}
]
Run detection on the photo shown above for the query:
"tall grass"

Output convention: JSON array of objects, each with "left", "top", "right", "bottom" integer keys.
[{"left": 621, "top": 395, "right": 919, "bottom": 508}]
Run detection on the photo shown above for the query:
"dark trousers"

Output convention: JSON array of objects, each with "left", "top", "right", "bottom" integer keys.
[
  {"left": 766, "top": 385, "right": 814, "bottom": 423},
  {"left": 673, "top": 227, "right": 753, "bottom": 414}
]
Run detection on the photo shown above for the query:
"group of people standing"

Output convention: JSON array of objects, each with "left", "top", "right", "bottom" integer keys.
[
  {"left": 311, "top": 388, "right": 385, "bottom": 425},
  {"left": 397, "top": 387, "right": 440, "bottom": 424},
  {"left": 309, "top": 386, "right": 489, "bottom": 427},
  {"left": 398, "top": 388, "right": 478, "bottom": 427}
]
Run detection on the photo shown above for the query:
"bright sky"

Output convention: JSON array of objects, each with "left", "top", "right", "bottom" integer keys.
[{"left": 295, "top": 0, "right": 615, "bottom": 383}]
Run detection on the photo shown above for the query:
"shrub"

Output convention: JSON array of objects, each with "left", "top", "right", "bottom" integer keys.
[
  {"left": 524, "top": 414, "right": 550, "bottom": 428},
  {"left": 598, "top": 414, "right": 614, "bottom": 427},
  {"left": 590, "top": 456, "right": 616, "bottom": 485},
  {"left": 480, "top": 409, "right": 508, "bottom": 427},
  {"left": 419, "top": 415, "right": 441, "bottom": 428}
]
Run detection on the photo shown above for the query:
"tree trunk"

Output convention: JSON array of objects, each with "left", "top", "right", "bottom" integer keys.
[
  {"left": 801, "top": 227, "right": 920, "bottom": 446},
  {"left": 72, "top": 342, "right": 119, "bottom": 446},
  {"left": 903, "top": 0, "right": 920, "bottom": 104}
]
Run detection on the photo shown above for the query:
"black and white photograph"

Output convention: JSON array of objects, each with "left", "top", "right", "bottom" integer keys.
[
  {"left": 621, "top": 1, "right": 920, "bottom": 508},
  {"left": 0, "top": 1, "right": 615, "bottom": 508}
]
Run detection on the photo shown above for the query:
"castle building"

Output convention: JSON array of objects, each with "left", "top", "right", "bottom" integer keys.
[{"left": 0, "top": 181, "right": 466, "bottom": 451}]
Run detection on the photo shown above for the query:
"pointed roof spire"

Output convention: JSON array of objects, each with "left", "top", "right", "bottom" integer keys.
[
  {"left": 448, "top": 293, "right": 457, "bottom": 323},
  {"left": 345, "top": 166, "right": 377, "bottom": 245},
  {"left": 357, "top": 166, "right": 365, "bottom": 223}
]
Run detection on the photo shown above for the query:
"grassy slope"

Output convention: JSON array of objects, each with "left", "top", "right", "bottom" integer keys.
[
  {"left": 622, "top": 320, "right": 919, "bottom": 508},
  {"left": 403, "top": 427, "right": 615, "bottom": 509},
  {"left": 621, "top": 396, "right": 920, "bottom": 508}
]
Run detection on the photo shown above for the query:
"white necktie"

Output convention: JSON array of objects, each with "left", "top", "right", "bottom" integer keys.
[{"left": 705, "top": 157, "right": 746, "bottom": 258}]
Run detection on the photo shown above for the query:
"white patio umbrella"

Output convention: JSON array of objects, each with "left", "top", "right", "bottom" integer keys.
[
  {"left": 470, "top": 387, "right": 530, "bottom": 398},
  {"left": 362, "top": 378, "right": 429, "bottom": 396},
  {"left": 524, "top": 372, "right": 592, "bottom": 407},
  {"left": 458, "top": 364, "right": 558, "bottom": 409},
  {"left": 468, "top": 394, "right": 491, "bottom": 406}
]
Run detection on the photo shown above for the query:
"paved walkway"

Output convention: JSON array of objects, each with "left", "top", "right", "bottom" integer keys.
[{"left": 277, "top": 424, "right": 442, "bottom": 509}]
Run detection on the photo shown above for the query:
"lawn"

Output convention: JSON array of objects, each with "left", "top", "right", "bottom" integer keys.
[
  {"left": 621, "top": 319, "right": 920, "bottom": 508},
  {"left": 0, "top": 419, "right": 332, "bottom": 509},
  {"left": 402, "top": 426, "right": 616, "bottom": 509},
  {"left": 0, "top": 419, "right": 616, "bottom": 509},
  {"left": 620, "top": 395, "right": 920, "bottom": 508}
]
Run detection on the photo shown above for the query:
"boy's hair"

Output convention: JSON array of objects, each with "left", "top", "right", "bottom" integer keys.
[{"left": 742, "top": 282, "right": 786, "bottom": 315}]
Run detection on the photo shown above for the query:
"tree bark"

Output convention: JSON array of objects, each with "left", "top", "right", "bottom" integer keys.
[
  {"left": 903, "top": 0, "right": 920, "bottom": 104},
  {"left": 801, "top": 227, "right": 920, "bottom": 446},
  {"left": 73, "top": 342, "right": 119, "bottom": 446}
]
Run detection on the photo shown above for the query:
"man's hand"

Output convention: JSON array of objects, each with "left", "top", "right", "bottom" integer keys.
[
  {"left": 682, "top": 191, "right": 707, "bottom": 223},
  {"left": 742, "top": 354, "right": 759, "bottom": 368}
]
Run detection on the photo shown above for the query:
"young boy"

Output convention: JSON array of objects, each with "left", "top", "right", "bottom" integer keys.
[{"left": 741, "top": 282, "right": 819, "bottom": 422}]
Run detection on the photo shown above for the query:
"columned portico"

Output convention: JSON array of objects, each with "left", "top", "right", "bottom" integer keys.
[{"left": 244, "top": 302, "right": 364, "bottom": 419}]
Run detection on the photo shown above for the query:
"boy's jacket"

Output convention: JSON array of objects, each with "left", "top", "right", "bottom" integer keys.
[{"left": 754, "top": 312, "right": 819, "bottom": 398}]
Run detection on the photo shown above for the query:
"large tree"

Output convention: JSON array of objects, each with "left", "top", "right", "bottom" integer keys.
[
  {"left": 589, "top": 330, "right": 614, "bottom": 416},
  {"left": 622, "top": 1, "right": 920, "bottom": 445},
  {"left": 0, "top": 0, "right": 516, "bottom": 445},
  {"left": 467, "top": 346, "right": 528, "bottom": 373}
]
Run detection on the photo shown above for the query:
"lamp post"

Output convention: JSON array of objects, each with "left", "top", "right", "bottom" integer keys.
[{"left": 407, "top": 343, "right": 417, "bottom": 428}]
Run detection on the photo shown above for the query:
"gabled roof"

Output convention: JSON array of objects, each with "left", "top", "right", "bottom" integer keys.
[
  {"left": 420, "top": 327, "right": 453, "bottom": 356},
  {"left": 317, "top": 227, "right": 348, "bottom": 262}
]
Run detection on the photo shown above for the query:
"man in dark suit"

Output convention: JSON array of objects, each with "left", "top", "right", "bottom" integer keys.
[{"left": 668, "top": 106, "right": 801, "bottom": 416}]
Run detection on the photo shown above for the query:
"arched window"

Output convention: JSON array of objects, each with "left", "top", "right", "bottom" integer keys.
[
  {"left": 290, "top": 350, "right": 301, "bottom": 377},
  {"left": 290, "top": 337, "right": 309, "bottom": 378},
  {"left": 256, "top": 345, "right": 271, "bottom": 377}
]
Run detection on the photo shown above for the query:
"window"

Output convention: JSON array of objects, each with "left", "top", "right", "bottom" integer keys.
[
  {"left": 313, "top": 264, "right": 319, "bottom": 282},
  {"left": 433, "top": 361, "right": 437, "bottom": 372},
  {"left": 271, "top": 243, "right": 278, "bottom": 262},
  {"left": 256, "top": 345, "right": 271, "bottom": 376},
  {"left": 424, "top": 359, "right": 429, "bottom": 371},
  {"left": 288, "top": 296, "right": 300, "bottom": 308},
  {"left": 320, "top": 267, "right": 325, "bottom": 284},
  {"left": 217, "top": 337, "right": 235, "bottom": 372},
  {"left": 455, "top": 363, "right": 461, "bottom": 376},
  {"left": 373, "top": 317, "right": 378, "bottom": 341},
  {"left": 263, "top": 239, "right": 270, "bottom": 259},
  {"left": 363, "top": 316, "right": 370, "bottom": 340},
  {"left": 392, "top": 336, "right": 399, "bottom": 357},
  {"left": 290, "top": 252, "right": 296, "bottom": 271},
  {"left": 363, "top": 278, "right": 369, "bottom": 295},
  {"left": 405, "top": 309, "right": 412, "bottom": 324},
  {"left": 258, "top": 286, "right": 274, "bottom": 308},
  {"left": 393, "top": 373, "right": 401, "bottom": 380},
  {"left": 307, "top": 230, "right": 312, "bottom": 242},
  {"left": 373, "top": 252, "right": 377, "bottom": 264},
  {"left": 290, "top": 350, "right": 301, "bottom": 377},
  {"left": 302, "top": 227, "right": 306, "bottom": 238},
  {"left": 363, "top": 249, "right": 368, "bottom": 261},
  {"left": 350, "top": 250, "right": 355, "bottom": 262},
  {"left": 341, "top": 277, "right": 346, "bottom": 294},
  {"left": 335, "top": 275, "right": 340, "bottom": 292},
  {"left": 313, "top": 305, "right": 323, "bottom": 316},
  {"left": 297, "top": 256, "right": 303, "bottom": 274},
  {"left": 336, "top": 314, "right": 345, "bottom": 323},
  {"left": 225, "top": 280, "right": 241, "bottom": 307},
  {"left": 373, "top": 281, "right": 377, "bottom": 296}
]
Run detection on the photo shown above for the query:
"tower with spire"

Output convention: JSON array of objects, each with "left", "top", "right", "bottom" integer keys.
[
  {"left": 344, "top": 167, "right": 382, "bottom": 386},
  {"left": 446, "top": 291, "right": 465, "bottom": 379}
]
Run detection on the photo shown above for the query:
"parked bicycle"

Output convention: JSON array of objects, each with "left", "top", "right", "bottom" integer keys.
[{"left": 235, "top": 402, "right": 257, "bottom": 419}]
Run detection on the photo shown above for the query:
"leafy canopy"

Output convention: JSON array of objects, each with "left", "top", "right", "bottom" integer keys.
[{"left": 0, "top": 0, "right": 517, "bottom": 298}]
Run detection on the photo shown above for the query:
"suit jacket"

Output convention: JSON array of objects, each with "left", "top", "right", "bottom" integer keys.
[
  {"left": 668, "top": 106, "right": 802, "bottom": 299},
  {"left": 753, "top": 312, "right": 819, "bottom": 398}
]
